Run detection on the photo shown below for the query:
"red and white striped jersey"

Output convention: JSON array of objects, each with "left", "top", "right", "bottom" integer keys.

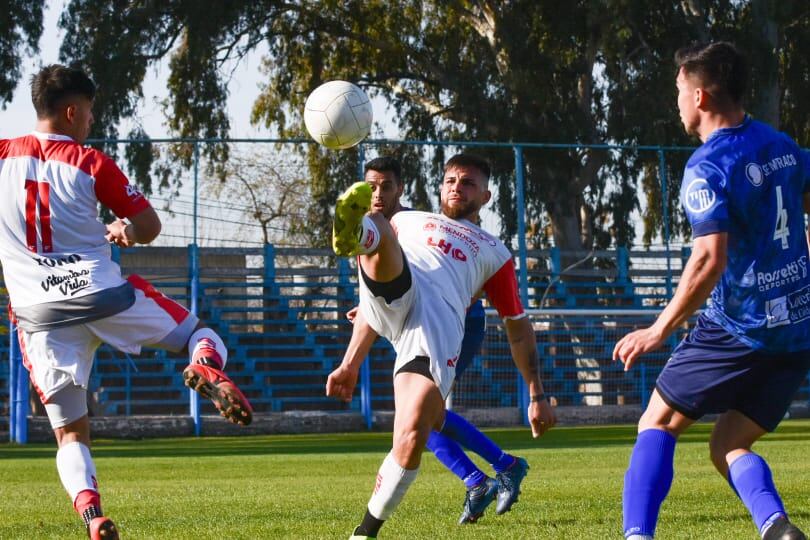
[
  {"left": 390, "top": 210, "right": 525, "bottom": 320},
  {"left": 0, "top": 132, "right": 151, "bottom": 329}
]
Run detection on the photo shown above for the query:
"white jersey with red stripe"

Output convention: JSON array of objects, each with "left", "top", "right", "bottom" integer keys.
[
  {"left": 0, "top": 132, "right": 151, "bottom": 330},
  {"left": 390, "top": 210, "right": 525, "bottom": 320}
]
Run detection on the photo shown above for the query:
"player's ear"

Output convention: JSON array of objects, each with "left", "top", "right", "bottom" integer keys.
[
  {"left": 64, "top": 103, "right": 77, "bottom": 124},
  {"left": 694, "top": 87, "right": 707, "bottom": 110},
  {"left": 483, "top": 189, "right": 492, "bottom": 205}
]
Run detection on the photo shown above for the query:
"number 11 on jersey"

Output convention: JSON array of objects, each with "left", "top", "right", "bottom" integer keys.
[{"left": 25, "top": 179, "right": 53, "bottom": 253}]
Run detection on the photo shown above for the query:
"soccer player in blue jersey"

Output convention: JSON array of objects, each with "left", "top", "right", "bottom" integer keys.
[
  {"left": 340, "top": 156, "right": 530, "bottom": 524},
  {"left": 614, "top": 42, "right": 810, "bottom": 540}
]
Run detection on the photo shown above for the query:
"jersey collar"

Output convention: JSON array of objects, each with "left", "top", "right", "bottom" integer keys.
[
  {"left": 31, "top": 130, "right": 76, "bottom": 142},
  {"left": 705, "top": 115, "right": 752, "bottom": 143}
]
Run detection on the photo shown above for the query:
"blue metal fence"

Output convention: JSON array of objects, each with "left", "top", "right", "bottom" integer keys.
[{"left": 5, "top": 137, "right": 803, "bottom": 443}]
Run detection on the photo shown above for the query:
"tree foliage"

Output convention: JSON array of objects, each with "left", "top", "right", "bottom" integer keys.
[
  {"left": 4, "top": 1, "right": 808, "bottom": 254},
  {"left": 0, "top": 0, "right": 44, "bottom": 108}
]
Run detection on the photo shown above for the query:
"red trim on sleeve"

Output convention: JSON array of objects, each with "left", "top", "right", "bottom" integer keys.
[{"left": 482, "top": 259, "right": 525, "bottom": 319}]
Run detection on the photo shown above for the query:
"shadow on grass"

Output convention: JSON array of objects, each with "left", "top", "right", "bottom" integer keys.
[{"left": 2, "top": 420, "right": 808, "bottom": 461}]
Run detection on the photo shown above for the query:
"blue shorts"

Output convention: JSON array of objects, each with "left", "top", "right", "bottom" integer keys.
[
  {"left": 456, "top": 309, "right": 486, "bottom": 378},
  {"left": 656, "top": 315, "right": 810, "bottom": 432}
]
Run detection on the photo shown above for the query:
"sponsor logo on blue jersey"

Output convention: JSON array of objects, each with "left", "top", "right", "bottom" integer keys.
[
  {"left": 757, "top": 256, "right": 807, "bottom": 292},
  {"left": 684, "top": 178, "right": 716, "bottom": 213}
]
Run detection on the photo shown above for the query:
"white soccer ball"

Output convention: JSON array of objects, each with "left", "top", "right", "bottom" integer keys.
[{"left": 304, "top": 80, "right": 372, "bottom": 150}]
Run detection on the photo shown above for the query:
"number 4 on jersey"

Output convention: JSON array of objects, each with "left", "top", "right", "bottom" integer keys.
[{"left": 773, "top": 185, "right": 789, "bottom": 250}]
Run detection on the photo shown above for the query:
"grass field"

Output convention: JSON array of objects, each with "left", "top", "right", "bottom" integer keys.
[{"left": 2, "top": 420, "right": 810, "bottom": 539}]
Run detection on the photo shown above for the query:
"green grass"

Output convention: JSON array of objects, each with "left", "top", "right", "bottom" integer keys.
[{"left": 2, "top": 420, "right": 810, "bottom": 539}]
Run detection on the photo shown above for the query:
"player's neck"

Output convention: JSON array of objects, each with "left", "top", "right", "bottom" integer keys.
[
  {"left": 697, "top": 109, "right": 746, "bottom": 142},
  {"left": 34, "top": 119, "right": 74, "bottom": 140}
]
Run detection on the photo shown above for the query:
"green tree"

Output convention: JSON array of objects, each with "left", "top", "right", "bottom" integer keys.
[
  {"left": 9, "top": 0, "right": 801, "bottom": 261},
  {"left": 0, "top": 0, "right": 44, "bottom": 108}
]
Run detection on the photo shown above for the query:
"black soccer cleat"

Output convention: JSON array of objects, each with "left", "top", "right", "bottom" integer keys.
[
  {"left": 458, "top": 477, "right": 498, "bottom": 524},
  {"left": 495, "top": 456, "right": 529, "bottom": 514},
  {"left": 763, "top": 517, "right": 807, "bottom": 540}
]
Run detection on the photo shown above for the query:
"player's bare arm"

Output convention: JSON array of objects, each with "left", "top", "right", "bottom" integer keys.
[
  {"left": 326, "top": 309, "right": 378, "bottom": 402},
  {"left": 504, "top": 316, "right": 556, "bottom": 437},
  {"left": 105, "top": 206, "right": 161, "bottom": 247},
  {"left": 613, "top": 232, "right": 727, "bottom": 370}
]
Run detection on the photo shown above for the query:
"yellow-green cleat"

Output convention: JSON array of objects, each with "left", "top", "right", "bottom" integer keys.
[{"left": 333, "top": 181, "right": 372, "bottom": 256}]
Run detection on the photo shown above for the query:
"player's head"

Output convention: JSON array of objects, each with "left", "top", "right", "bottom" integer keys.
[
  {"left": 441, "top": 153, "right": 492, "bottom": 221},
  {"left": 31, "top": 64, "right": 96, "bottom": 144},
  {"left": 364, "top": 156, "right": 404, "bottom": 219},
  {"left": 674, "top": 42, "right": 747, "bottom": 137}
]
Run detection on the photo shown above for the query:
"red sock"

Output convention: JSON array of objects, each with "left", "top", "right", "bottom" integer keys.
[
  {"left": 74, "top": 489, "right": 100, "bottom": 514},
  {"left": 192, "top": 338, "right": 223, "bottom": 369}
]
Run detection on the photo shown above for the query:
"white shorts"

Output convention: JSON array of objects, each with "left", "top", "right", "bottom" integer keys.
[
  {"left": 358, "top": 264, "right": 464, "bottom": 398},
  {"left": 20, "top": 275, "right": 199, "bottom": 404}
]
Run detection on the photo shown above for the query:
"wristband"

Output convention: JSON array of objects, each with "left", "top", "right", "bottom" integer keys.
[{"left": 530, "top": 393, "right": 547, "bottom": 403}]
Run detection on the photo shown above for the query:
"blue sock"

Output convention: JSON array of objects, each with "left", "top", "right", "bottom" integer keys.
[
  {"left": 440, "top": 410, "right": 514, "bottom": 473},
  {"left": 427, "top": 430, "right": 486, "bottom": 488},
  {"left": 727, "top": 453, "right": 786, "bottom": 534},
  {"left": 623, "top": 429, "right": 676, "bottom": 538}
]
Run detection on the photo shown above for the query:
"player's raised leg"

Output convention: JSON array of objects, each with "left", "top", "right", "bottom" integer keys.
[
  {"left": 351, "top": 371, "right": 445, "bottom": 539},
  {"left": 333, "top": 182, "right": 403, "bottom": 284},
  {"left": 119, "top": 275, "right": 254, "bottom": 425},
  {"left": 182, "top": 322, "right": 253, "bottom": 426}
]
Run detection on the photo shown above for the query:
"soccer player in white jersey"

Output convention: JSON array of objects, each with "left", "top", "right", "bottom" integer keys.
[
  {"left": 343, "top": 156, "right": 531, "bottom": 525},
  {"left": 0, "top": 65, "right": 253, "bottom": 539},
  {"left": 327, "top": 153, "right": 556, "bottom": 538}
]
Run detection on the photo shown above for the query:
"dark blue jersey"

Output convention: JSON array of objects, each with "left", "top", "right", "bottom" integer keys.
[{"left": 680, "top": 116, "right": 810, "bottom": 352}]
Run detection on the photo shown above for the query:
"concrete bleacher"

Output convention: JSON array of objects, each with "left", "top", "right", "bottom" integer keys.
[{"left": 2, "top": 245, "right": 699, "bottom": 418}]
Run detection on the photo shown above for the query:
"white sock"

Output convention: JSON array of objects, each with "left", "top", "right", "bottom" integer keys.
[
  {"left": 189, "top": 328, "right": 228, "bottom": 369},
  {"left": 626, "top": 536, "right": 654, "bottom": 540},
  {"left": 56, "top": 442, "right": 97, "bottom": 503},
  {"left": 367, "top": 452, "right": 418, "bottom": 520},
  {"left": 357, "top": 216, "right": 380, "bottom": 254}
]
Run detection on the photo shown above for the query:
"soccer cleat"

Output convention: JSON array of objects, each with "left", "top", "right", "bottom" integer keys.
[
  {"left": 495, "top": 456, "right": 529, "bottom": 515},
  {"left": 763, "top": 517, "right": 807, "bottom": 540},
  {"left": 87, "top": 516, "right": 119, "bottom": 539},
  {"left": 183, "top": 362, "right": 253, "bottom": 426},
  {"left": 333, "top": 182, "right": 372, "bottom": 257},
  {"left": 349, "top": 527, "right": 376, "bottom": 539},
  {"left": 458, "top": 477, "right": 498, "bottom": 524}
]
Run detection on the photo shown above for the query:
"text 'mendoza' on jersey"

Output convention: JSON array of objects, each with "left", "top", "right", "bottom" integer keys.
[{"left": 680, "top": 116, "right": 810, "bottom": 352}]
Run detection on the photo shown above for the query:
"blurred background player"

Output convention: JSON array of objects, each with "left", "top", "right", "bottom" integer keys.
[
  {"left": 327, "top": 153, "right": 556, "bottom": 539},
  {"left": 343, "top": 156, "right": 530, "bottom": 524},
  {"left": 0, "top": 65, "right": 253, "bottom": 539},
  {"left": 614, "top": 42, "right": 810, "bottom": 540}
]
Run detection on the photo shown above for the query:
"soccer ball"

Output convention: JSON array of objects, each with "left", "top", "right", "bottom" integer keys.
[{"left": 304, "top": 81, "right": 372, "bottom": 150}]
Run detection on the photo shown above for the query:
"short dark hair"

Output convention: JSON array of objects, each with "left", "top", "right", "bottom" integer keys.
[
  {"left": 675, "top": 41, "right": 748, "bottom": 106},
  {"left": 364, "top": 156, "right": 402, "bottom": 183},
  {"left": 444, "top": 153, "right": 491, "bottom": 180},
  {"left": 30, "top": 64, "right": 96, "bottom": 118}
]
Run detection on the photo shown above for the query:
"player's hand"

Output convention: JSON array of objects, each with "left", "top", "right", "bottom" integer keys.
[
  {"left": 613, "top": 326, "right": 666, "bottom": 371},
  {"left": 528, "top": 398, "right": 556, "bottom": 438},
  {"left": 105, "top": 219, "right": 136, "bottom": 247},
  {"left": 326, "top": 364, "right": 359, "bottom": 402},
  {"left": 346, "top": 306, "right": 359, "bottom": 324}
]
